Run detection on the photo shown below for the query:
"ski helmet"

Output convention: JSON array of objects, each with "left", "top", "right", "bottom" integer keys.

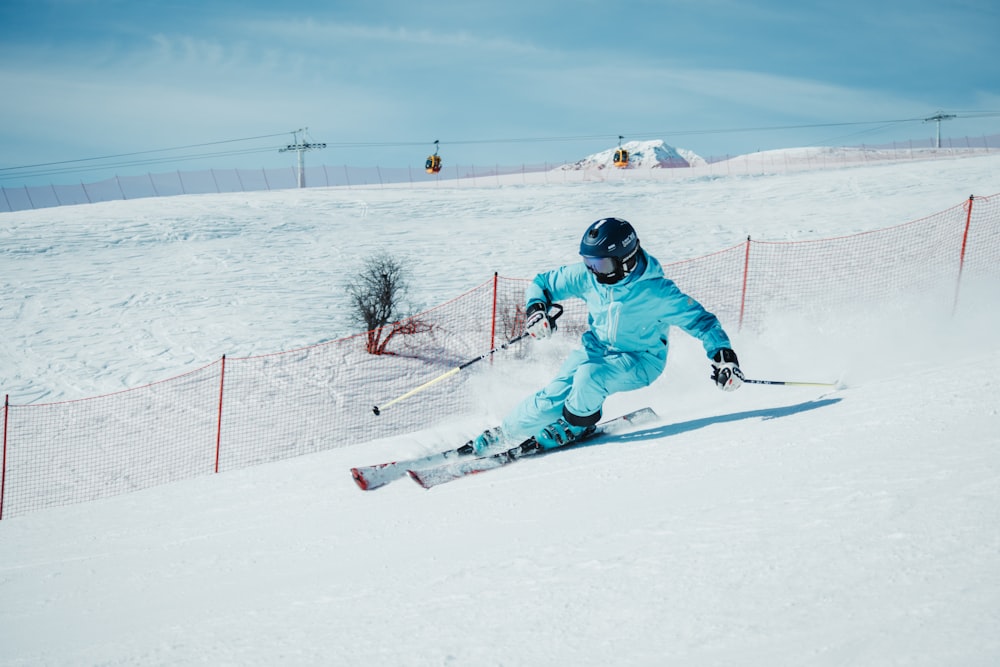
[{"left": 579, "top": 217, "right": 641, "bottom": 284}]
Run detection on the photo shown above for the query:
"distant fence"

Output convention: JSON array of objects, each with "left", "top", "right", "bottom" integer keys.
[
  {"left": 2, "top": 135, "right": 998, "bottom": 212},
  {"left": 2, "top": 193, "right": 998, "bottom": 518}
]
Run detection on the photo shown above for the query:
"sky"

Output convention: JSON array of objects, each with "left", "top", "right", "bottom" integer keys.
[
  {"left": 1, "top": 0, "right": 999, "bottom": 186},
  {"left": 1, "top": 153, "right": 999, "bottom": 664}
]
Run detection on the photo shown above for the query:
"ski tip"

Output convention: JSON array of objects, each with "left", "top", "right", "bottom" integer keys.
[
  {"left": 350, "top": 468, "right": 370, "bottom": 491},
  {"left": 407, "top": 469, "right": 432, "bottom": 489}
]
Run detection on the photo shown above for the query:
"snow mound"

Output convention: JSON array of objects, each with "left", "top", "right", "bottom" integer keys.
[{"left": 562, "top": 139, "right": 707, "bottom": 170}]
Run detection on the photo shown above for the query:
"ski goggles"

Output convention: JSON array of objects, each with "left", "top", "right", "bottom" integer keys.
[{"left": 582, "top": 255, "right": 617, "bottom": 275}]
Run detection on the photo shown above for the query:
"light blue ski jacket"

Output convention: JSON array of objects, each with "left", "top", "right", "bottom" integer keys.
[
  {"left": 497, "top": 251, "right": 733, "bottom": 441},
  {"left": 525, "top": 251, "right": 732, "bottom": 361}
]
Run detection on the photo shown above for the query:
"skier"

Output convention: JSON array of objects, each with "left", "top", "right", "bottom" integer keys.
[{"left": 473, "top": 217, "right": 743, "bottom": 454}]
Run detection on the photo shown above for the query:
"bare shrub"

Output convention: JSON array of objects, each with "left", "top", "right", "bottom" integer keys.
[{"left": 345, "top": 252, "right": 432, "bottom": 355}]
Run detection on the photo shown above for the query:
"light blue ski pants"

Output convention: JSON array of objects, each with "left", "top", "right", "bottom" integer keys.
[{"left": 501, "top": 342, "right": 666, "bottom": 441}]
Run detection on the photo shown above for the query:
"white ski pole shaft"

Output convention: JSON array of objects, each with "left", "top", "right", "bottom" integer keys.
[
  {"left": 743, "top": 378, "right": 840, "bottom": 387},
  {"left": 372, "top": 332, "right": 530, "bottom": 415},
  {"left": 371, "top": 304, "right": 564, "bottom": 416}
]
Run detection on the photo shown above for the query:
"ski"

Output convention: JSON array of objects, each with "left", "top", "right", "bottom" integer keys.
[
  {"left": 351, "top": 442, "right": 475, "bottom": 491},
  {"left": 408, "top": 407, "right": 658, "bottom": 489}
]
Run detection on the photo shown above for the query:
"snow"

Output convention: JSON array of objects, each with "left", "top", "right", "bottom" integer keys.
[{"left": 1, "top": 152, "right": 1000, "bottom": 665}]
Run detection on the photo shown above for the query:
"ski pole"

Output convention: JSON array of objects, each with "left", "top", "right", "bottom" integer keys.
[
  {"left": 372, "top": 304, "right": 563, "bottom": 415},
  {"left": 743, "top": 378, "right": 840, "bottom": 387}
]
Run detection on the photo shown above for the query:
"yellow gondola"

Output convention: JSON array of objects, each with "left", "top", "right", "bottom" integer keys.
[
  {"left": 613, "top": 135, "right": 629, "bottom": 168},
  {"left": 425, "top": 140, "right": 442, "bottom": 174},
  {"left": 613, "top": 148, "right": 629, "bottom": 168}
]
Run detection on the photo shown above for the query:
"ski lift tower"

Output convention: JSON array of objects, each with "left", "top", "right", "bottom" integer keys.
[
  {"left": 279, "top": 127, "right": 327, "bottom": 188},
  {"left": 924, "top": 113, "right": 956, "bottom": 149}
]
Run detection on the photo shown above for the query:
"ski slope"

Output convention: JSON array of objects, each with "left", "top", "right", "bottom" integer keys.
[{"left": 1, "top": 152, "right": 999, "bottom": 665}]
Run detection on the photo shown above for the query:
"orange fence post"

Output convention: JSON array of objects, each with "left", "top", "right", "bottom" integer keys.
[
  {"left": 738, "top": 236, "right": 752, "bottom": 331},
  {"left": 490, "top": 272, "right": 499, "bottom": 356},
  {"left": 215, "top": 355, "right": 226, "bottom": 474},
  {"left": 953, "top": 195, "right": 975, "bottom": 315},
  {"left": 1, "top": 394, "right": 8, "bottom": 520}
]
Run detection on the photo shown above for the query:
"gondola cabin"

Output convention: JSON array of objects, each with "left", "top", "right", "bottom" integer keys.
[
  {"left": 425, "top": 154, "right": 442, "bottom": 174},
  {"left": 613, "top": 148, "right": 629, "bottom": 168}
]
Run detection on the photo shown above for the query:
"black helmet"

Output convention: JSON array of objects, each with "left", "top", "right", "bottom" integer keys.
[{"left": 579, "top": 217, "right": 642, "bottom": 284}]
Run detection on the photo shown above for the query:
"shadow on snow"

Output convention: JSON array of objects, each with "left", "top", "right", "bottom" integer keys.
[{"left": 572, "top": 397, "right": 843, "bottom": 450}]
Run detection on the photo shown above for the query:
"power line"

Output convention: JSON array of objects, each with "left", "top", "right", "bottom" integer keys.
[
  {"left": 7, "top": 146, "right": 284, "bottom": 181},
  {"left": 339, "top": 112, "right": 1000, "bottom": 148},
  {"left": 0, "top": 131, "right": 293, "bottom": 173},
  {"left": 324, "top": 117, "right": 935, "bottom": 149},
  {"left": 3, "top": 113, "right": 998, "bottom": 183}
]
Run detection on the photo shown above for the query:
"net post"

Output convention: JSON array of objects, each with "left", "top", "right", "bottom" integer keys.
[
  {"left": 215, "top": 355, "right": 226, "bottom": 473},
  {"left": 490, "top": 272, "right": 499, "bottom": 357},
  {"left": 739, "top": 236, "right": 752, "bottom": 331},
  {"left": 1, "top": 394, "right": 9, "bottom": 520},
  {"left": 953, "top": 195, "right": 975, "bottom": 316}
]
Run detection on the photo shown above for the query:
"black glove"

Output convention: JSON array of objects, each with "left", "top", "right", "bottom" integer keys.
[
  {"left": 525, "top": 302, "right": 557, "bottom": 339},
  {"left": 711, "top": 348, "right": 744, "bottom": 391}
]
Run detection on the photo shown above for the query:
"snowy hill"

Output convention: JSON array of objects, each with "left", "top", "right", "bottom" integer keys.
[
  {"left": 562, "top": 138, "right": 707, "bottom": 169},
  {"left": 1, "top": 152, "right": 999, "bottom": 665}
]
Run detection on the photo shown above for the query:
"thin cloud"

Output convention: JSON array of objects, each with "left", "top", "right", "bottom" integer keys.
[{"left": 1, "top": 0, "right": 996, "bottom": 179}]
